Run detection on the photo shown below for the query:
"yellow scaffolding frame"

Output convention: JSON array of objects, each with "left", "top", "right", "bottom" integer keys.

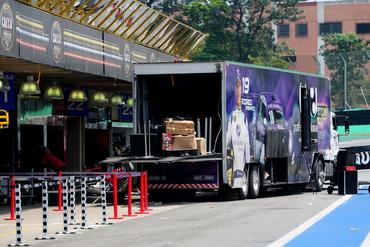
[{"left": 16, "top": 0, "right": 208, "bottom": 59}]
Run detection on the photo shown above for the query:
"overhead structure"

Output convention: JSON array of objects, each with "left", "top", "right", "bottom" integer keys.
[{"left": 17, "top": 0, "right": 208, "bottom": 59}]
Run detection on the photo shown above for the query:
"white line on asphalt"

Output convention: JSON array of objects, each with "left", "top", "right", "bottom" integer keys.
[
  {"left": 361, "top": 232, "right": 370, "bottom": 247},
  {"left": 266, "top": 195, "right": 352, "bottom": 247}
]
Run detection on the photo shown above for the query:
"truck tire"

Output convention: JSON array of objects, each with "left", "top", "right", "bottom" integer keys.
[
  {"left": 248, "top": 165, "right": 260, "bottom": 199},
  {"left": 237, "top": 171, "right": 249, "bottom": 200},
  {"left": 314, "top": 160, "right": 324, "bottom": 192}
]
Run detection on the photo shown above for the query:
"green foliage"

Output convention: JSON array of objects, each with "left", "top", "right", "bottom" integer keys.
[
  {"left": 320, "top": 33, "right": 370, "bottom": 109},
  {"left": 150, "top": 0, "right": 302, "bottom": 68},
  {"left": 248, "top": 43, "right": 294, "bottom": 69}
]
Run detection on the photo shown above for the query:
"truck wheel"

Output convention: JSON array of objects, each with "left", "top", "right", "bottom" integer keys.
[
  {"left": 237, "top": 171, "right": 249, "bottom": 200},
  {"left": 248, "top": 165, "right": 260, "bottom": 199},
  {"left": 314, "top": 160, "right": 324, "bottom": 192}
]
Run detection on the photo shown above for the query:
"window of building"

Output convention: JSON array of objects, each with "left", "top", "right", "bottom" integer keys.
[
  {"left": 296, "top": 23, "right": 308, "bottom": 37},
  {"left": 319, "top": 22, "right": 342, "bottom": 35},
  {"left": 278, "top": 24, "right": 289, "bottom": 37},
  {"left": 357, "top": 23, "right": 370, "bottom": 34},
  {"left": 283, "top": 55, "right": 297, "bottom": 63}
]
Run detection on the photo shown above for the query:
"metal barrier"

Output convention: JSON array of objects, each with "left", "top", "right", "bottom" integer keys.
[
  {"left": 108, "top": 174, "right": 122, "bottom": 220},
  {"left": 0, "top": 171, "right": 149, "bottom": 245},
  {"left": 53, "top": 171, "right": 63, "bottom": 212},
  {"left": 122, "top": 174, "right": 137, "bottom": 217},
  {"left": 4, "top": 176, "right": 15, "bottom": 221}
]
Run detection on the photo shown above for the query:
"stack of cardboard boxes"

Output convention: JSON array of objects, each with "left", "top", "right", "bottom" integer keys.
[{"left": 162, "top": 119, "right": 206, "bottom": 155}]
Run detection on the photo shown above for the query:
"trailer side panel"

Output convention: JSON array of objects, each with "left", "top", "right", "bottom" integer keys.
[{"left": 224, "top": 63, "right": 330, "bottom": 187}]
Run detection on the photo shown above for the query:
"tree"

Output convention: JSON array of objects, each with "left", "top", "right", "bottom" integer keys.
[
  {"left": 176, "top": 0, "right": 302, "bottom": 68},
  {"left": 320, "top": 33, "right": 370, "bottom": 109}
]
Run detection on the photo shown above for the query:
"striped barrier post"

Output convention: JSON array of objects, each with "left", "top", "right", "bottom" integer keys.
[
  {"left": 53, "top": 171, "right": 63, "bottom": 212},
  {"left": 122, "top": 173, "right": 137, "bottom": 217},
  {"left": 69, "top": 176, "right": 77, "bottom": 225},
  {"left": 5, "top": 176, "right": 16, "bottom": 221},
  {"left": 135, "top": 172, "right": 149, "bottom": 215},
  {"left": 76, "top": 176, "right": 93, "bottom": 230},
  {"left": 8, "top": 183, "right": 28, "bottom": 246},
  {"left": 96, "top": 175, "right": 112, "bottom": 225},
  {"left": 56, "top": 179, "right": 75, "bottom": 235},
  {"left": 35, "top": 181, "right": 55, "bottom": 240}
]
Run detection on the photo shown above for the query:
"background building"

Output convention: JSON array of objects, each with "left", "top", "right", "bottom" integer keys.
[{"left": 277, "top": 0, "right": 370, "bottom": 75}]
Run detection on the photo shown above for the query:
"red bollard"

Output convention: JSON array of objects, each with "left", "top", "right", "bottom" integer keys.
[
  {"left": 144, "top": 172, "right": 153, "bottom": 212},
  {"left": 53, "top": 171, "right": 63, "bottom": 212},
  {"left": 122, "top": 173, "right": 137, "bottom": 217},
  {"left": 135, "top": 172, "right": 149, "bottom": 215},
  {"left": 5, "top": 176, "right": 15, "bottom": 220},
  {"left": 109, "top": 173, "right": 122, "bottom": 219}
]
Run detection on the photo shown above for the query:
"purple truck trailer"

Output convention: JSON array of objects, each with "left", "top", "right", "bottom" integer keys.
[{"left": 128, "top": 61, "right": 341, "bottom": 199}]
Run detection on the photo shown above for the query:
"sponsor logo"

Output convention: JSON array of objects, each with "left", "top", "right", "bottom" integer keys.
[
  {"left": 355, "top": 151, "right": 370, "bottom": 166},
  {"left": 0, "top": 3, "right": 14, "bottom": 51},
  {"left": 123, "top": 43, "right": 131, "bottom": 78},
  {"left": 51, "top": 21, "right": 63, "bottom": 63},
  {"left": 310, "top": 87, "right": 318, "bottom": 117},
  {"left": 149, "top": 52, "right": 156, "bottom": 63}
]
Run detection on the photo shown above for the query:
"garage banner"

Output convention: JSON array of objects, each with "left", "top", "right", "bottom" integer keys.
[{"left": 0, "top": 0, "right": 176, "bottom": 82}]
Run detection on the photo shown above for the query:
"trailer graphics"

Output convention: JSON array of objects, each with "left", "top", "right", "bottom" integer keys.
[
  {"left": 225, "top": 63, "right": 331, "bottom": 187},
  {"left": 132, "top": 61, "right": 334, "bottom": 199}
]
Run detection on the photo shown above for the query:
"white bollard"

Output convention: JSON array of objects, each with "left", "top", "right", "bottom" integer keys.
[
  {"left": 76, "top": 176, "right": 92, "bottom": 230},
  {"left": 8, "top": 183, "right": 28, "bottom": 246},
  {"left": 96, "top": 175, "right": 112, "bottom": 225},
  {"left": 56, "top": 179, "right": 75, "bottom": 235},
  {"left": 35, "top": 181, "right": 55, "bottom": 240},
  {"left": 69, "top": 176, "right": 77, "bottom": 225}
]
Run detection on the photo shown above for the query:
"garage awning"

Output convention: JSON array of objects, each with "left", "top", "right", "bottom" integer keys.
[{"left": 17, "top": 0, "right": 208, "bottom": 59}]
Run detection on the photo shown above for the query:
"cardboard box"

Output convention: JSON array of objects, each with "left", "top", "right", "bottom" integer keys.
[
  {"left": 172, "top": 135, "right": 197, "bottom": 151},
  {"left": 164, "top": 119, "right": 195, "bottom": 136},
  {"left": 196, "top": 138, "right": 207, "bottom": 155}
]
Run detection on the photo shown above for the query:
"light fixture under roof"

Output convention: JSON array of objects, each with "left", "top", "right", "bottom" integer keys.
[
  {"left": 111, "top": 94, "right": 125, "bottom": 105},
  {"left": 92, "top": 90, "right": 108, "bottom": 103},
  {"left": 127, "top": 97, "right": 134, "bottom": 107},
  {"left": 68, "top": 88, "right": 87, "bottom": 102},
  {"left": 20, "top": 75, "right": 41, "bottom": 95},
  {"left": 44, "top": 82, "right": 63, "bottom": 100},
  {"left": 0, "top": 72, "right": 10, "bottom": 92}
]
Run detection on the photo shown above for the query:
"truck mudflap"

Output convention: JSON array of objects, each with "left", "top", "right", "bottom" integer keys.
[{"left": 144, "top": 160, "right": 220, "bottom": 190}]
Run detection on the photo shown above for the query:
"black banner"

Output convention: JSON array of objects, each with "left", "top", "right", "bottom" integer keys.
[
  {"left": 344, "top": 145, "right": 370, "bottom": 170},
  {"left": 0, "top": 0, "right": 176, "bottom": 82}
]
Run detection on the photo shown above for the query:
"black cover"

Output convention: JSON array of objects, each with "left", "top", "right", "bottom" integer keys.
[
  {"left": 338, "top": 170, "right": 358, "bottom": 195},
  {"left": 130, "top": 134, "right": 161, "bottom": 157},
  {"left": 343, "top": 145, "right": 370, "bottom": 170},
  {"left": 337, "top": 150, "right": 356, "bottom": 170},
  {"left": 265, "top": 127, "right": 289, "bottom": 158}
]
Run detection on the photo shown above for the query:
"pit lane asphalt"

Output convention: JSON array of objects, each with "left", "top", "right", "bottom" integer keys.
[
  {"left": 34, "top": 139, "right": 368, "bottom": 247},
  {"left": 34, "top": 189, "right": 341, "bottom": 247}
]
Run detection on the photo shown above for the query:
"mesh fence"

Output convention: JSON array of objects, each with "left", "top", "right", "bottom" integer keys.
[{"left": 323, "top": 50, "right": 370, "bottom": 110}]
